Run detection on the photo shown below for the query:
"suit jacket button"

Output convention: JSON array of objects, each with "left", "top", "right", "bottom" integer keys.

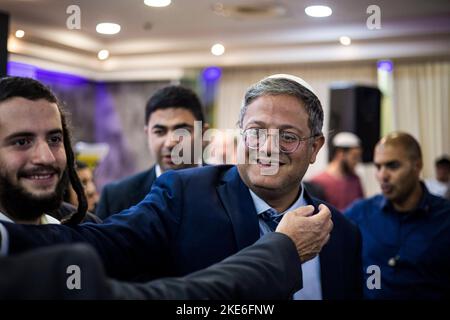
[
  {"left": 388, "top": 257, "right": 397, "bottom": 267},
  {"left": 388, "top": 256, "right": 400, "bottom": 267}
]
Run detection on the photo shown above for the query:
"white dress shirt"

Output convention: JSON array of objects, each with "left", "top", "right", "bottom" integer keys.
[
  {"left": 0, "top": 211, "right": 60, "bottom": 256},
  {"left": 249, "top": 184, "right": 323, "bottom": 300}
]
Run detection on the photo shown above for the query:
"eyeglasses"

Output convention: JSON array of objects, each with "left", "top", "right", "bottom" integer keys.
[{"left": 242, "top": 128, "right": 317, "bottom": 154}]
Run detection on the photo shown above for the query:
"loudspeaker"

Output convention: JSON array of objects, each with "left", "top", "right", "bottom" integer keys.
[
  {"left": 0, "top": 11, "right": 9, "bottom": 77},
  {"left": 329, "top": 85, "right": 381, "bottom": 163}
]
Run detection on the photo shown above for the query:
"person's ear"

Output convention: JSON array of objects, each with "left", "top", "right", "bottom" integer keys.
[
  {"left": 309, "top": 135, "right": 325, "bottom": 164},
  {"left": 414, "top": 158, "right": 423, "bottom": 174}
]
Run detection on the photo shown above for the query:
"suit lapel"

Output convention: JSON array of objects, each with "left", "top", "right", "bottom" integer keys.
[
  {"left": 304, "top": 191, "right": 341, "bottom": 300},
  {"left": 136, "top": 166, "right": 157, "bottom": 203},
  {"left": 146, "top": 166, "right": 157, "bottom": 192},
  {"left": 217, "top": 166, "right": 260, "bottom": 250},
  {"left": 319, "top": 234, "right": 340, "bottom": 299}
]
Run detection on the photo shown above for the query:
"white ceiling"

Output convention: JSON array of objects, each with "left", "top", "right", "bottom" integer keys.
[{"left": 2, "top": 0, "right": 450, "bottom": 80}]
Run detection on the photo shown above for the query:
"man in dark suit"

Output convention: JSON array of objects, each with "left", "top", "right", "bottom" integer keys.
[
  {"left": 96, "top": 86, "right": 208, "bottom": 220},
  {"left": 0, "top": 215, "right": 320, "bottom": 299},
  {"left": 1, "top": 74, "right": 354, "bottom": 299}
]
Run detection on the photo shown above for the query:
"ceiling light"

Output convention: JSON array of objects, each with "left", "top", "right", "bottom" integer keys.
[
  {"left": 305, "top": 5, "right": 332, "bottom": 17},
  {"left": 339, "top": 36, "right": 351, "bottom": 46},
  {"left": 96, "top": 23, "right": 121, "bottom": 35},
  {"left": 98, "top": 49, "right": 110, "bottom": 60},
  {"left": 144, "top": 0, "right": 171, "bottom": 7},
  {"left": 15, "top": 30, "right": 25, "bottom": 38},
  {"left": 211, "top": 43, "right": 225, "bottom": 56}
]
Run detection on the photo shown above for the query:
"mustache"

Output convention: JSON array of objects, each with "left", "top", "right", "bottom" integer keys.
[
  {"left": 257, "top": 154, "right": 285, "bottom": 164},
  {"left": 17, "top": 166, "right": 61, "bottom": 178}
]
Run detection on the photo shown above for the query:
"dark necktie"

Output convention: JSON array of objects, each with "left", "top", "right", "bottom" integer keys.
[{"left": 259, "top": 208, "right": 282, "bottom": 231}]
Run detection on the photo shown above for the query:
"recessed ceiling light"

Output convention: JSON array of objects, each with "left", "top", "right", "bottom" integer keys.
[
  {"left": 211, "top": 43, "right": 225, "bottom": 56},
  {"left": 96, "top": 23, "right": 121, "bottom": 35},
  {"left": 15, "top": 30, "right": 25, "bottom": 38},
  {"left": 98, "top": 49, "right": 110, "bottom": 60},
  {"left": 339, "top": 36, "right": 351, "bottom": 46},
  {"left": 305, "top": 5, "right": 332, "bottom": 17},
  {"left": 144, "top": 0, "right": 171, "bottom": 7}
]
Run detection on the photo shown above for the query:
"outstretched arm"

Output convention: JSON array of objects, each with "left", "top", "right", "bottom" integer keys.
[
  {"left": 110, "top": 232, "right": 301, "bottom": 300},
  {"left": 1, "top": 204, "right": 334, "bottom": 299},
  {"left": 0, "top": 233, "right": 300, "bottom": 300},
  {"left": 0, "top": 177, "right": 184, "bottom": 280}
]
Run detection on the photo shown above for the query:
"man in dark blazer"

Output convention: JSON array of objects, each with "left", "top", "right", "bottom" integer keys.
[
  {"left": 96, "top": 86, "right": 208, "bottom": 219},
  {"left": 97, "top": 166, "right": 156, "bottom": 219},
  {"left": 1, "top": 75, "right": 359, "bottom": 299}
]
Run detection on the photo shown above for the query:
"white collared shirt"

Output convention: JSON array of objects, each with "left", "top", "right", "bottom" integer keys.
[
  {"left": 155, "top": 163, "right": 202, "bottom": 178},
  {"left": 0, "top": 211, "right": 60, "bottom": 225},
  {"left": 155, "top": 164, "right": 162, "bottom": 178},
  {"left": 0, "top": 221, "right": 7, "bottom": 256},
  {"left": 249, "top": 184, "right": 323, "bottom": 300},
  {"left": 0, "top": 211, "right": 60, "bottom": 256}
]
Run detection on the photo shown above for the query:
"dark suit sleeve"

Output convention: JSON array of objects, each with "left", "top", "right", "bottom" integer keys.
[
  {"left": 1, "top": 233, "right": 301, "bottom": 300},
  {"left": 1, "top": 172, "right": 186, "bottom": 280},
  {"left": 109, "top": 232, "right": 302, "bottom": 300},
  {"left": 0, "top": 244, "right": 111, "bottom": 299},
  {"left": 96, "top": 169, "right": 156, "bottom": 220}
]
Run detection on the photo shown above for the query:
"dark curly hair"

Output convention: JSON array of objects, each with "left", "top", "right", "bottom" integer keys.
[
  {"left": 0, "top": 76, "right": 87, "bottom": 224},
  {"left": 145, "top": 85, "right": 204, "bottom": 125}
]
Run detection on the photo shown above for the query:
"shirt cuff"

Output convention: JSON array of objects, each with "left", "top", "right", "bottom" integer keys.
[{"left": 0, "top": 222, "right": 9, "bottom": 256}]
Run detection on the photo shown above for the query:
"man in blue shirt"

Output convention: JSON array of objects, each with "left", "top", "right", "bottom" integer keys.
[{"left": 346, "top": 132, "right": 450, "bottom": 299}]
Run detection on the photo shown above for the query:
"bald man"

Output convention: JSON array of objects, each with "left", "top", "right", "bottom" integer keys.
[{"left": 345, "top": 132, "right": 450, "bottom": 299}]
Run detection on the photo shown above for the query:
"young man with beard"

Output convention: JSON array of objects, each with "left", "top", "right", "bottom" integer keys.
[
  {"left": 345, "top": 132, "right": 450, "bottom": 299},
  {"left": 0, "top": 77, "right": 90, "bottom": 225},
  {"left": 0, "top": 75, "right": 351, "bottom": 299},
  {"left": 311, "top": 131, "right": 364, "bottom": 211}
]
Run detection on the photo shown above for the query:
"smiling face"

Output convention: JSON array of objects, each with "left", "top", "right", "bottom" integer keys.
[
  {"left": 237, "top": 94, "right": 324, "bottom": 206},
  {"left": 0, "top": 97, "right": 67, "bottom": 221}
]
